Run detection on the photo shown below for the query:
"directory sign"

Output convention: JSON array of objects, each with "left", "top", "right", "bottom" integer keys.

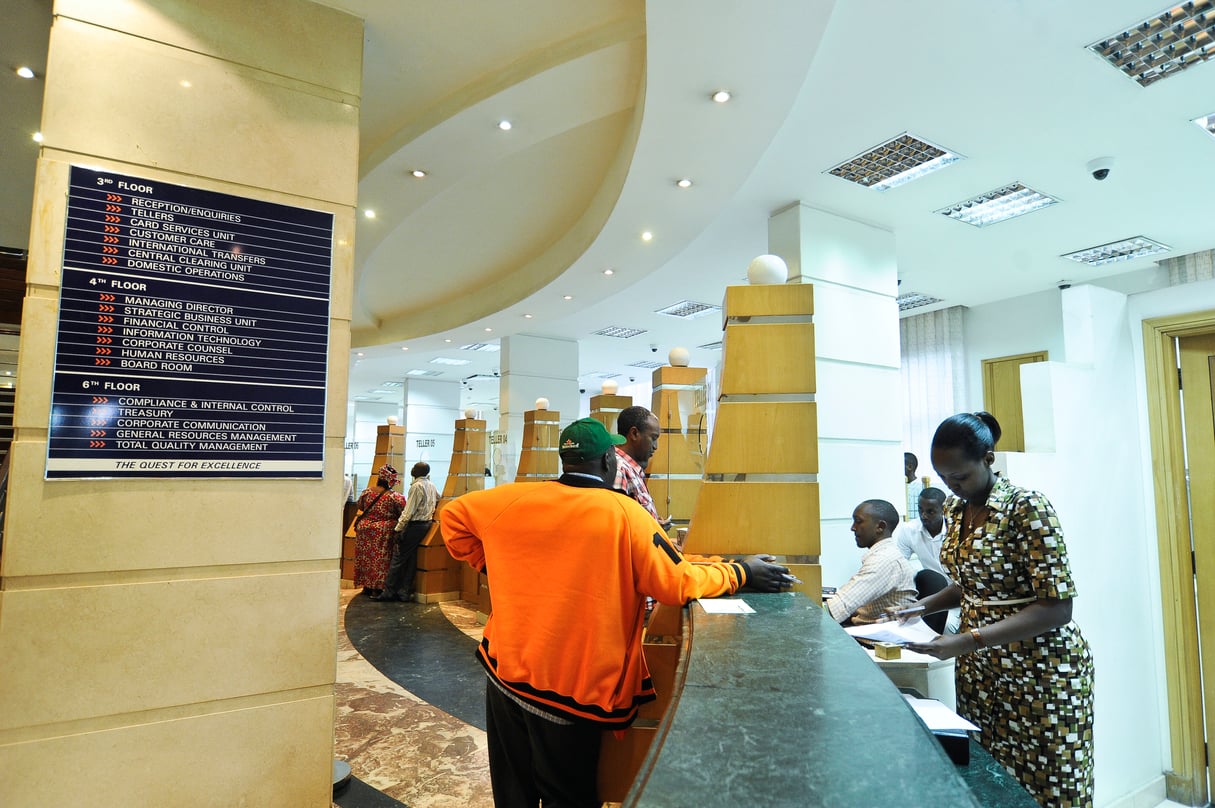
[{"left": 46, "top": 166, "right": 333, "bottom": 478}]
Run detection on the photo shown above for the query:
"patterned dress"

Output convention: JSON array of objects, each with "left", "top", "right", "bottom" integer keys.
[
  {"left": 941, "top": 476, "right": 1094, "bottom": 807},
  {"left": 354, "top": 486, "right": 406, "bottom": 589}
]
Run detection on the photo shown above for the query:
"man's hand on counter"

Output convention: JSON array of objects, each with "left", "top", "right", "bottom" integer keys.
[{"left": 741, "top": 554, "right": 800, "bottom": 592}]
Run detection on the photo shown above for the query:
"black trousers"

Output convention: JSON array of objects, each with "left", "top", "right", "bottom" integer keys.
[
  {"left": 382, "top": 520, "right": 431, "bottom": 599},
  {"left": 484, "top": 681, "right": 602, "bottom": 808}
]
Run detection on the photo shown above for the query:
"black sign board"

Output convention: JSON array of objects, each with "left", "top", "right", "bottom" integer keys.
[{"left": 46, "top": 166, "right": 334, "bottom": 478}]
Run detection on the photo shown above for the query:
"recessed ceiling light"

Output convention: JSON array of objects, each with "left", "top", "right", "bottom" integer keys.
[
  {"left": 460, "top": 343, "right": 501, "bottom": 352},
  {"left": 484, "top": 327, "right": 492, "bottom": 332},
  {"left": 430, "top": 357, "right": 471, "bottom": 366},
  {"left": 563, "top": 295, "right": 573, "bottom": 301},
  {"left": 523, "top": 313, "right": 533, "bottom": 319},
  {"left": 641, "top": 231, "right": 653, "bottom": 242},
  {"left": 400, "top": 346, "right": 409, "bottom": 351},
  {"left": 1194, "top": 112, "right": 1215, "bottom": 140},
  {"left": 827, "top": 132, "right": 963, "bottom": 191},
  {"left": 410, "top": 169, "right": 427, "bottom": 178},
  {"left": 406, "top": 369, "right": 443, "bottom": 377},
  {"left": 936, "top": 182, "right": 1057, "bottom": 227},
  {"left": 179, "top": 80, "right": 192, "bottom": 89},
  {"left": 1061, "top": 236, "right": 1170, "bottom": 266},
  {"left": 897, "top": 292, "right": 944, "bottom": 312},
  {"left": 676, "top": 178, "right": 693, "bottom": 188},
  {"left": 16, "top": 66, "right": 35, "bottom": 79},
  {"left": 356, "top": 352, "right": 364, "bottom": 357},
  {"left": 444, "top": 338, "right": 452, "bottom": 343},
  {"left": 363, "top": 209, "right": 376, "bottom": 219},
  {"left": 1089, "top": 4, "right": 1215, "bottom": 87},
  {"left": 32, "top": 131, "right": 43, "bottom": 143},
  {"left": 711, "top": 90, "right": 731, "bottom": 103},
  {"left": 498, "top": 120, "right": 512, "bottom": 131},
  {"left": 602, "top": 268, "right": 614, "bottom": 276},
  {"left": 381, "top": 381, "right": 404, "bottom": 388}
]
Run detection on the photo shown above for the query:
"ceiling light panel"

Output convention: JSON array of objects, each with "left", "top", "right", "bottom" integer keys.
[
  {"left": 897, "top": 293, "right": 944, "bottom": 312},
  {"left": 1061, "top": 236, "right": 1170, "bottom": 266},
  {"left": 697, "top": 341, "right": 723, "bottom": 350},
  {"left": 592, "top": 326, "right": 647, "bottom": 339},
  {"left": 655, "top": 300, "right": 721, "bottom": 319},
  {"left": 1195, "top": 112, "right": 1215, "bottom": 138},
  {"left": 1088, "top": 2, "right": 1215, "bottom": 87},
  {"left": 627, "top": 360, "right": 663, "bottom": 369},
  {"left": 459, "top": 343, "right": 501, "bottom": 352},
  {"left": 936, "top": 182, "right": 1058, "bottom": 227},
  {"left": 380, "top": 381, "right": 404, "bottom": 388},
  {"left": 405, "top": 369, "right": 443, "bottom": 377},
  {"left": 429, "top": 357, "right": 471, "bottom": 366},
  {"left": 826, "top": 133, "right": 963, "bottom": 191}
]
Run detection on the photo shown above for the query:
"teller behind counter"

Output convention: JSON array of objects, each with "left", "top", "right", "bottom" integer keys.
[{"left": 622, "top": 592, "right": 1037, "bottom": 808}]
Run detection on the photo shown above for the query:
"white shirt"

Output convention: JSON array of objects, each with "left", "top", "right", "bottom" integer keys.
[
  {"left": 826, "top": 538, "right": 917, "bottom": 625},
  {"left": 893, "top": 518, "right": 946, "bottom": 577}
]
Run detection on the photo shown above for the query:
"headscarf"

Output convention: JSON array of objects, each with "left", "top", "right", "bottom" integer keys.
[{"left": 376, "top": 464, "right": 399, "bottom": 490}]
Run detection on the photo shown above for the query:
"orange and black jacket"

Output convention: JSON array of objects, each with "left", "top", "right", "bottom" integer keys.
[{"left": 441, "top": 474, "right": 750, "bottom": 728}]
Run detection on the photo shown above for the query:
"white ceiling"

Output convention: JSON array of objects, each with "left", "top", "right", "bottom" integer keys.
[{"left": 5, "top": 1, "right": 1215, "bottom": 412}]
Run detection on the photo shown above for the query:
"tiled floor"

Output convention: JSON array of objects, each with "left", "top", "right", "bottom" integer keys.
[{"left": 332, "top": 588, "right": 493, "bottom": 808}]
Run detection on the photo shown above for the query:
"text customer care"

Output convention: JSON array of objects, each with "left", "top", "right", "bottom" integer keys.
[{"left": 441, "top": 417, "right": 794, "bottom": 808}]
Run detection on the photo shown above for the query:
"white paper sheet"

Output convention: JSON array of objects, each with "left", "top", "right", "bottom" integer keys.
[
  {"left": 696, "top": 598, "right": 756, "bottom": 614},
  {"left": 843, "top": 619, "right": 939, "bottom": 645},
  {"left": 903, "top": 695, "right": 981, "bottom": 733}
]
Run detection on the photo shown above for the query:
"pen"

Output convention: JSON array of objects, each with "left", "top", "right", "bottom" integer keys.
[{"left": 880, "top": 605, "right": 924, "bottom": 622}]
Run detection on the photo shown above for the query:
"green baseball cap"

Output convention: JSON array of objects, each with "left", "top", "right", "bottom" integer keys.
[{"left": 558, "top": 417, "right": 626, "bottom": 462}]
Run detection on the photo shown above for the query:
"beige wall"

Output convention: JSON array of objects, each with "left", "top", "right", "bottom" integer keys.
[{"left": 0, "top": 2, "right": 362, "bottom": 805}]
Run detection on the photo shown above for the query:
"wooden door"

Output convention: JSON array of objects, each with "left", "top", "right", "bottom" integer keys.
[
  {"left": 1178, "top": 332, "right": 1215, "bottom": 798},
  {"left": 981, "top": 351, "right": 1047, "bottom": 452}
]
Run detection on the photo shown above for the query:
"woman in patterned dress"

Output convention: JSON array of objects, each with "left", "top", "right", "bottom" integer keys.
[
  {"left": 354, "top": 464, "right": 406, "bottom": 598},
  {"left": 906, "top": 412, "right": 1094, "bottom": 807}
]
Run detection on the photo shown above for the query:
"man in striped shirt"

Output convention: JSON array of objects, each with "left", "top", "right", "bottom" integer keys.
[
  {"left": 826, "top": 499, "right": 917, "bottom": 625},
  {"left": 377, "top": 462, "right": 440, "bottom": 602}
]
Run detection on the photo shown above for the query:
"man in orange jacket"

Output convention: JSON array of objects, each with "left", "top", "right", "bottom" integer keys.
[{"left": 442, "top": 417, "right": 795, "bottom": 808}]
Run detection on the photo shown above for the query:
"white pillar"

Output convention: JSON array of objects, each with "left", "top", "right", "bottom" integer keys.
[
  {"left": 768, "top": 202, "right": 903, "bottom": 588},
  {"left": 498, "top": 334, "right": 579, "bottom": 483},
  {"left": 402, "top": 377, "right": 461, "bottom": 485}
]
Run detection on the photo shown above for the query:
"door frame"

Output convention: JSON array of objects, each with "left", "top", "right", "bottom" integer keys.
[{"left": 1143, "top": 309, "right": 1215, "bottom": 805}]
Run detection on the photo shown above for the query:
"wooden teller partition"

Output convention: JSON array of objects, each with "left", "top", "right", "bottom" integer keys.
[
  {"left": 597, "top": 281, "right": 821, "bottom": 800},
  {"left": 420, "top": 414, "right": 488, "bottom": 607}
]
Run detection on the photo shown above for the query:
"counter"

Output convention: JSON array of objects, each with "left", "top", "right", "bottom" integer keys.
[{"left": 623, "top": 592, "right": 1031, "bottom": 807}]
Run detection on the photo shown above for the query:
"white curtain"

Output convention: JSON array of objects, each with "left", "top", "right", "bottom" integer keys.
[
  {"left": 1162, "top": 249, "right": 1214, "bottom": 285},
  {"left": 900, "top": 306, "right": 968, "bottom": 467}
]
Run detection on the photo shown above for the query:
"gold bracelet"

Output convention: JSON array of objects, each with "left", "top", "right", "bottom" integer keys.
[{"left": 970, "top": 628, "right": 985, "bottom": 648}]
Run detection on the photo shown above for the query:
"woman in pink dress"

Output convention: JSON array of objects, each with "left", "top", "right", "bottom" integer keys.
[{"left": 353, "top": 464, "right": 406, "bottom": 598}]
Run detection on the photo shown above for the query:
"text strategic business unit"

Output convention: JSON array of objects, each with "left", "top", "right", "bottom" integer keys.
[{"left": 46, "top": 166, "right": 334, "bottom": 479}]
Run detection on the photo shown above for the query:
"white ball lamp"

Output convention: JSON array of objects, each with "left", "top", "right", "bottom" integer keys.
[{"left": 747, "top": 254, "right": 788, "bottom": 285}]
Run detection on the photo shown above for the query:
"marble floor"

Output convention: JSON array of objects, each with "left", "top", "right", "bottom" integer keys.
[{"left": 332, "top": 587, "right": 493, "bottom": 808}]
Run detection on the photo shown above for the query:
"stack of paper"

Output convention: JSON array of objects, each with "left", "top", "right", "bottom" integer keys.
[{"left": 843, "top": 619, "right": 939, "bottom": 645}]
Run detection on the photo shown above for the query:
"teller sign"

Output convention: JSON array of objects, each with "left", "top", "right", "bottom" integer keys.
[{"left": 46, "top": 166, "right": 334, "bottom": 479}]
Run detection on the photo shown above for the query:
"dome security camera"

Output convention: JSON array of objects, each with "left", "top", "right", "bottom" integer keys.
[
  {"left": 628, "top": 376, "right": 636, "bottom": 383},
  {"left": 649, "top": 344, "right": 658, "bottom": 353},
  {"left": 1086, "top": 156, "right": 1114, "bottom": 181},
  {"left": 579, "top": 388, "right": 586, "bottom": 394}
]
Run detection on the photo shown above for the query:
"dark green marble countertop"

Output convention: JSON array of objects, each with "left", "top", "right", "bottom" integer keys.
[{"left": 624, "top": 593, "right": 1029, "bottom": 808}]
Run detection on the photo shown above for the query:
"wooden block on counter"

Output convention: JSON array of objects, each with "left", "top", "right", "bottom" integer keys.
[
  {"left": 684, "top": 481, "right": 820, "bottom": 557},
  {"left": 720, "top": 323, "right": 815, "bottom": 395},
  {"left": 704, "top": 401, "right": 817, "bottom": 475},
  {"left": 723, "top": 282, "right": 814, "bottom": 318}
]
